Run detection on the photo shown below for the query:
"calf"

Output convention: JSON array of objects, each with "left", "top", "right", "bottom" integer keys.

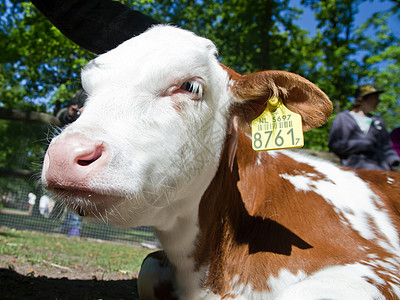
[{"left": 42, "top": 25, "right": 400, "bottom": 299}]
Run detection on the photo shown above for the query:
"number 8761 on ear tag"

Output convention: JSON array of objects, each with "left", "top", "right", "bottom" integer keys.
[{"left": 251, "top": 97, "right": 304, "bottom": 151}]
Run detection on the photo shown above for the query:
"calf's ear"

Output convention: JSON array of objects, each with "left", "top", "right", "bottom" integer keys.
[{"left": 223, "top": 66, "right": 333, "bottom": 132}]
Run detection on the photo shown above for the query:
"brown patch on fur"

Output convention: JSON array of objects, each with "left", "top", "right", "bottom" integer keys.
[
  {"left": 353, "top": 170, "right": 400, "bottom": 298},
  {"left": 192, "top": 129, "right": 400, "bottom": 297},
  {"left": 356, "top": 170, "right": 400, "bottom": 217},
  {"left": 190, "top": 65, "right": 399, "bottom": 297}
]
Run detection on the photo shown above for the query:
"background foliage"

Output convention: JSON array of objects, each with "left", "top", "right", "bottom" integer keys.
[{"left": 0, "top": 0, "right": 399, "bottom": 168}]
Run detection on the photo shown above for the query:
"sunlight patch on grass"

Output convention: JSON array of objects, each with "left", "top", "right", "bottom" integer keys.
[{"left": 0, "top": 227, "right": 152, "bottom": 273}]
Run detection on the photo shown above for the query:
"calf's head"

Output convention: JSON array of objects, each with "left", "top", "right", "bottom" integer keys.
[{"left": 42, "top": 25, "right": 332, "bottom": 228}]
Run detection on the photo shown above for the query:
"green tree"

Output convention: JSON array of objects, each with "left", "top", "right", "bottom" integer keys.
[
  {"left": 300, "top": 0, "right": 399, "bottom": 149},
  {"left": 0, "top": 1, "right": 95, "bottom": 171},
  {"left": 357, "top": 9, "right": 400, "bottom": 130},
  {"left": 134, "top": 0, "right": 310, "bottom": 73},
  {"left": 0, "top": 1, "right": 93, "bottom": 112},
  {"left": 0, "top": 0, "right": 398, "bottom": 166},
  {"left": 301, "top": 0, "right": 363, "bottom": 113}
]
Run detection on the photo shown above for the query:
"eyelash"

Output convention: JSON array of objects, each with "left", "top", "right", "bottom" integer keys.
[{"left": 180, "top": 81, "right": 203, "bottom": 99}]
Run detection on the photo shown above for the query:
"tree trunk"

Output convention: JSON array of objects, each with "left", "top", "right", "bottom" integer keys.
[
  {"left": 0, "top": 108, "right": 61, "bottom": 126},
  {"left": 0, "top": 167, "right": 36, "bottom": 180},
  {"left": 260, "top": 0, "right": 273, "bottom": 70}
]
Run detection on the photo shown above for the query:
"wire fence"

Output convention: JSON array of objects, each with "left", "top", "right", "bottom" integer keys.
[
  {"left": 0, "top": 118, "right": 346, "bottom": 249},
  {"left": 0, "top": 174, "right": 159, "bottom": 248},
  {"left": 0, "top": 118, "right": 159, "bottom": 248}
]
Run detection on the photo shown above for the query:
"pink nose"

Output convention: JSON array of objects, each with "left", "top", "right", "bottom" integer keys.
[{"left": 43, "top": 134, "right": 108, "bottom": 189}]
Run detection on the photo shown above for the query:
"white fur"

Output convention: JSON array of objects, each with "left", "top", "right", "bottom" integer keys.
[
  {"left": 43, "top": 25, "right": 231, "bottom": 299},
  {"left": 60, "top": 25, "right": 230, "bottom": 227},
  {"left": 222, "top": 270, "right": 307, "bottom": 300},
  {"left": 280, "top": 150, "right": 400, "bottom": 255},
  {"left": 274, "top": 264, "right": 385, "bottom": 300}
]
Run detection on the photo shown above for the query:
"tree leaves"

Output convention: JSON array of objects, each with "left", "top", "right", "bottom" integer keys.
[
  {"left": 0, "top": 0, "right": 398, "bottom": 156},
  {"left": 0, "top": 1, "right": 94, "bottom": 110}
]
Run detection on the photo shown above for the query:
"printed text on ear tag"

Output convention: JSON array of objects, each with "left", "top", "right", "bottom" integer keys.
[{"left": 251, "top": 97, "right": 304, "bottom": 151}]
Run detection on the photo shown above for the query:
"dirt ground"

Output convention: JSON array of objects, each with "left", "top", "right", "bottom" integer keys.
[{"left": 0, "top": 254, "right": 140, "bottom": 299}]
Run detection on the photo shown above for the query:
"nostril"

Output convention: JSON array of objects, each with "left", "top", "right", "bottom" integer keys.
[
  {"left": 78, "top": 159, "right": 95, "bottom": 166},
  {"left": 77, "top": 146, "right": 103, "bottom": 166}
]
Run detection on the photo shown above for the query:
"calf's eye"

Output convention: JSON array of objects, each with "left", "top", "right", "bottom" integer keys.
[{"left": 180, "top": 81, "right": 203, "bottom": 99}]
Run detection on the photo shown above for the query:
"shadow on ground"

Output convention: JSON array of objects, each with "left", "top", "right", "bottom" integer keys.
[{"left": 0, "top": 268, "right": 139, "bottom": 300}]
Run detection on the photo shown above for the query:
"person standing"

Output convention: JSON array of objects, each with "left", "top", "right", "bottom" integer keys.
[
  {"left": 56, "top": 88, "right": 87, "bottom": 126},
  {"left": 27, "top": 192, "right": 37, "bottom": 216},
  {"left": 328, "top": 84, "right": 399, "bottom": 171}
]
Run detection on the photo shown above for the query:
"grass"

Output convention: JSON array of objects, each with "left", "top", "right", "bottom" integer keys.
[
  {"left": 0, "top": 227, "right": 153, "bottom": 274},
  {"left": 0, "top": 212, "right": 156, "bottom": 244}
]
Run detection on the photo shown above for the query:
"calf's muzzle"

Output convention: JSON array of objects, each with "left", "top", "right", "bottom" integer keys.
[{"left": 43, "top": 133, "right": 109, "bottom": 191}]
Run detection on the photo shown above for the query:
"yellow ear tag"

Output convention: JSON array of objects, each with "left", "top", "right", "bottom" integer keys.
[{"left": 251, "top": 97, "right": 304, "bottom": 151}]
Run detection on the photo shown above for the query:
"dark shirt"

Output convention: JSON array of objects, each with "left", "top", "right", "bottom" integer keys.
[
  {"left": 57, "top": 89, "right": 87, "bottom": 126},
  {"left": 31, "top": 0, "right": 160, "bottom": 54},
  {"left": 56, "top": 107, "right": 78, "bottom": 126},
  {"left": 328, "top": 110, "right": 399, "bottom": 171}
]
